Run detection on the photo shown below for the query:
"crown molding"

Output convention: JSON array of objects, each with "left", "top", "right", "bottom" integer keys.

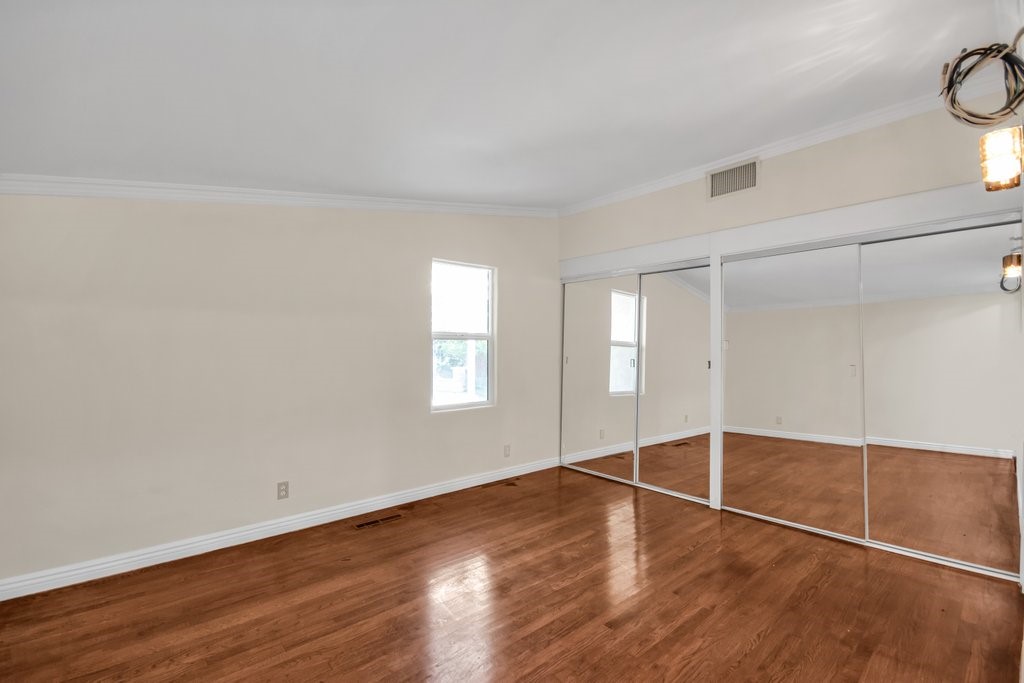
[
  {"left": 0, "top": 174, "right": 559, "bottom": 219},
  {"left": 0, "top": 76, "right": 1003, "bottom": 220},
  {"left": 559, "top": 75, "right": 1003, "bottom": 217}
]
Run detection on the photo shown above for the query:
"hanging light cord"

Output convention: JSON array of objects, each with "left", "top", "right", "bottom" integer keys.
[{"left": 942, "top": 27, "right": 1024, "bottom": 127}]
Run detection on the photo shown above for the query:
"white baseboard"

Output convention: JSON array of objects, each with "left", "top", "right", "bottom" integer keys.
[
  {"left": 864, "top": 437, "right": 1015, "bottom": 459},
  {"left": 0, "top": 457, "right": 559, "bottom": 602},
  {"left": 725, "top": 426, "right": 864, "bottom": 447},
  {"left": 561, "top": 442, "right": 633, "bottom": 464},
  {"left": 724, "top": 426, "right": 1016, "bottom": 459},
  {"left": 562, "top": 427, "right": 711, "bottom": 464},
  {"left": 638, "top": 426, "right": 711, "bottom": 448}
]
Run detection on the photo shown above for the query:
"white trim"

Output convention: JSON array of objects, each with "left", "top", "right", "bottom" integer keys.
[
  {"left": 561, "top": 442, "right": 634, "bottom": 464},
  {"left": 0, "top": 80, "right": 1001, "bottom": 221},
  {"left": 709, "top": 255, "right": 724, "bottom": 509},
  {"left": 559, "top": 76, "right": 1002, "bottom": 216},
  {"left": 561, "top": 464, "right": 635, "bottom": 486},
  {"left": 562, "top": 426, "right": 711, "bottom": 464},
  {"left": 864, "top": 539, "right": 1019, "bottom": 583},
  {"left": 725, "top": 426, "right": 864, "bottom": 447},
  {"left": 724, "top": 427, "right": 1016, "bottom": 459},
  {"left": 566, "top": 464, "right": 711, "bottom": 507},
  {"left": 0, "top": 173, "right": 559, "bottom": 219},
  {"left": 430, "top": 260, "right": 496, "bottom": 411},
  {"left": 864, "top": 437, "right": 1014, "bottom": 459},
  {"left": 638, "top": 426, "right": 710, "bottom": 448},
  {"left": 722, "top": 505, "right": 1020, "bottom": 582},
  {"left": 560, "top": 183, "right": 1022, "bottom": 282},
  {"left": 0, "top": 457, "right": 559, "bottom": 602}
]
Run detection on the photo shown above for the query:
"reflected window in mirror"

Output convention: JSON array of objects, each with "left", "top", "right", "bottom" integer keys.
[{"left": 609, "top": 290, "right": 645, "bottom": 395}]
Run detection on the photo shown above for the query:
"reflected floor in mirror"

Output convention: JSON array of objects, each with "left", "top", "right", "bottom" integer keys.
[
  {"left": 573, "top": 435, "right": 711, "bottom": 498},
  {"left": 574, "top": 449, "right": 634, "bottom": 481},
  {"left": 725, "top": 433, "right": 865, "bottom": 537},
  {"left": 724, "top": 435, "right": 1020, "bottom": 571},
  {"left": 639, "top": 434, "right": 710, "bottom": 498},
  {"left": 2, "top": 467, "right": 1021, "bottom": 680},
  {"left": 868, "top": 445, "right": 1020, "bottom": 571}
]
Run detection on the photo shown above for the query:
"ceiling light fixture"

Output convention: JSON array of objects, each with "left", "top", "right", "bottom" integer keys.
[
  {"left": 980, "top": 126, "right": 1023, "bottom": 191},
  {"left": 942, "top": 27, "right": 1024, "bottom": 191},
  {"left": 1002, "top": 237, "right": 1023, "bottom": 292}
]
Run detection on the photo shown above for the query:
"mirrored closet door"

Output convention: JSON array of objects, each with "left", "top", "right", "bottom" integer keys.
[
  {"left": 636, "top": 267, "right": 711, "bottom": 500},
  {"left": 862, "top": 223, "right": 1023, "bottom": 571},
  {"left": 561, "top": 275, "right": 639, "bottom": 481},
  {"left": 723, "top": 246, "right": 865, "bottom": 537}
]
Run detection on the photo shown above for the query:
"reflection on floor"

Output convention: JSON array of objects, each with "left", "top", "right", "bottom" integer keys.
[
  {"left": 576, "top": 448, "right": 635, "bottom": 481},
  {"left": 574, "top": 434, "right": 711, "bottom": 498},
  {"left": 868, "top": 444, "right": 1019, "bottom": 571},
  {"left": 640, "top": 435, "right": 711, "bottom": 498},
  {"left": 724, "top": 433, "right": 864, "bottom": 537},
  {"left": 572, "top": 433, "right": 1020, "bottom": 571},
  {"left": 2, "top": 468, "right": 1020, "bottom": 679}
]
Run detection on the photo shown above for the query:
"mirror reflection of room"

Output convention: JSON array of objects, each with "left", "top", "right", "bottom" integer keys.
[
  {"left": 636, "top": 268, "right": 711, "bottom": 499},
  {"left": 863, "top": 223, "right": 1023, "bottom": 571},
  {"left": 723, "top": 246, "right": 865, "bottom": 537},
  {"left": 560, "top": 275, "right": 639, "bottom": 481}
]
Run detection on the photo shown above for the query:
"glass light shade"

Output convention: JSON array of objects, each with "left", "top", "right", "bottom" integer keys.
[
  {"left": 1003, "top": 252, "right": 1023, "bottom": 279},
  {"left": 980, "top": 127, "right": 1023, "bottom": 191}
]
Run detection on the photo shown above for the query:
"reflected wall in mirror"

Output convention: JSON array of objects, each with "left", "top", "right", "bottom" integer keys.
[
  {"left": 561, "top": 275, "right": 638, "bottom": 481},
  {"left": 723, "top": 246, "right": 865, "bottom": 537},
  {"left": 863, "top": 223, "right": 1023, "bottom": 571},
  {"left": 636, "top": 268, "right": 711, "bottom": 499}
]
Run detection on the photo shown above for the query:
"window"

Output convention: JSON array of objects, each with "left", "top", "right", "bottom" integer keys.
[
  {"left": 608, "top": 290, "right": 646, "bottom": 395},
  {"left": 609, "top": 290, "right": 637, "bottom": 394},
  {"left": 431, "top": 259, "right": 494, "bottom": 409}
]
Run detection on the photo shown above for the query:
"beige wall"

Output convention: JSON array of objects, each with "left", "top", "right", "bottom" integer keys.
[
  {"left": 637, "top": 273, "right": 710, "bottom": 440},
  {"left": 725, "top": 305, "right": 863, "bottom": 439},
  {"left": 561, "top": 276, "right": 638, "bottom": 455},
  {"left": 0, "top": 195, "right": 561, "bottom": 579},
  {"left": 559, "top": 104, "right": 991, "bottom": 260},
  {"left": 561, "top": 272, "right": 709, "bottom": 457},
  {"left": 864, "top": 292, "right": 1024, "bottom": 453},
  {"left": 724, "top": 292, "right": 1024, "bottom": 453}
]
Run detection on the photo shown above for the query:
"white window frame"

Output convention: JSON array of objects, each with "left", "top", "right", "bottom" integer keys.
[
  {"left": 431, "top": 259, "right": 496, "bottom": 412},
  {"left": 609, "top": 289, "right": 645, "bottom": 396}
]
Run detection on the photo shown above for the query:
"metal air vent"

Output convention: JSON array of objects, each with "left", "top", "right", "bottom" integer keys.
[{"left": 708, "top": 160, "right": 757, "bottom": 198}]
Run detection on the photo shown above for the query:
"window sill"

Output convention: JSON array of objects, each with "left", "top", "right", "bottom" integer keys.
[{"left": 430, "top": 401, "right": 494, "bottom": 413}]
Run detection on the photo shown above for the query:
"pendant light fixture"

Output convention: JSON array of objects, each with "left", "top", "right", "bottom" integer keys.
[
  {"left": 942, "top": 27, "right": 1024, "bottom": 191},
  {"left": 1001, "top": 247, "right": 1023, "bottom": 292},
  {"left": 980, "top": 126, "right": 1023, "bottom": 191}
]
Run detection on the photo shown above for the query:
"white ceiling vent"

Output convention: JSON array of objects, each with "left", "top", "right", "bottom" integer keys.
[{"left": 708, "top": 160, "right": 758, "bottom": 199}]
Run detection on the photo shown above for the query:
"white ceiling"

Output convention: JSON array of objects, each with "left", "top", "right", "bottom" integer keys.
[
  {"left": 669, "top": 222, "right": 1023, "bottom": 310},
  {"left": 0, "top": 0, "right": 1012, "bottom": 211}
]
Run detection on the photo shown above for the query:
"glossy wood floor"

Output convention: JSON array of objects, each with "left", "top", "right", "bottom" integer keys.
[
  {"left": 2, "top": 467, "right": 1022, "bottom": 681},
  {"left": 575, "top": 433, "right": 1020, "bottom": 571},
  {"left": 724, "top": 433, "right": 865, "bottom": 537},
  {"left": 868, "top": 445, "right": 1020, "bottom": 571}
]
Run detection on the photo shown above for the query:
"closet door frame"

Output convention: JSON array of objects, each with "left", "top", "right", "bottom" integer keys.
[
  {"left": 559, "top": 259, "right": 711, "bottom": 507},
  {"left": 558, "top": 182, "right": 1022, "bottom": 585}
]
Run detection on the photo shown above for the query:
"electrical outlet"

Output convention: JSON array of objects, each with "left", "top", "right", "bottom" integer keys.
[
  {"left": 503, "top": 444, "right": 511, "bottom": 458},
  {"left": 775, "top": 416, "right": 783, "bottom": 425},
  {"left": 684, "top": 414, "right": 689, "bottom": 423},
  {"left": 599, "top": 428, "right": 605, "bottom": 440},
  {"left": 277, "top": 481, "right": 289, "bottom": 500}
]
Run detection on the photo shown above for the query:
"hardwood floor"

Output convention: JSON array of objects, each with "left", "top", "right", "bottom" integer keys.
[
  {"left": 573, "top": 433, "right": 1020, "bottom": 571},
  {"left": 639, "top": 435, "right": 711, "bottom": 499},
  {"left": 868, "top": 445, "right": 1020, "bottom": 571},
  {"left": 576, "top": 448, "right": 635, "bottom": 481},
  {"left": 724, "top": 433, "right": 865, "bottom": 537},
  {"left": 2, "top": 466, "right": 1022, "bottom": 681}
]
